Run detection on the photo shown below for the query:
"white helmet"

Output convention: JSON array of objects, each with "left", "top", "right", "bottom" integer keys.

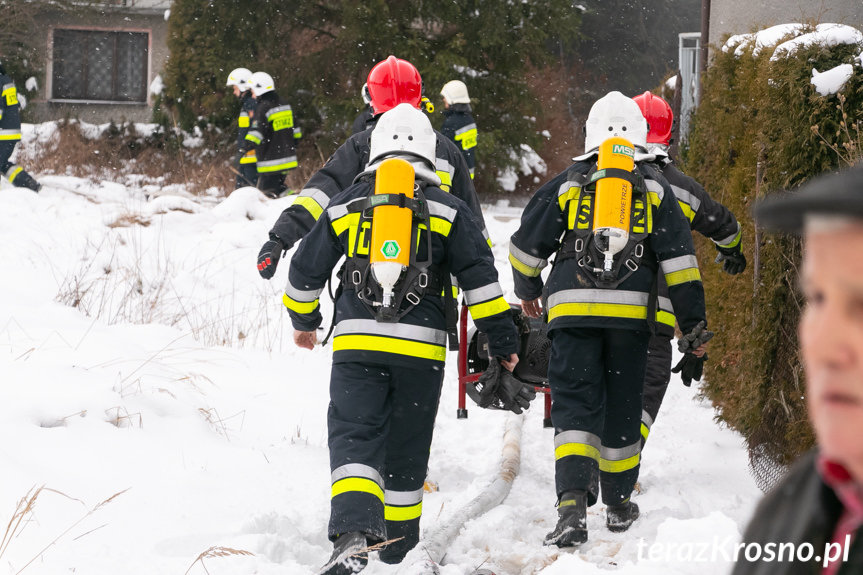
[
  {"left": 226, "top": 68, "right": 252, "bottom": 91},
  {"left": 583, "top": 91, "right": 648, "bottom": 154},
  {"left": 368, "top": 103, "right": 437, "bottom": 168},
  {"left": 249, "top": 71, "right": 275, "bottom": 96},
  {"left": 440, "top": 80, "right": 470, "bottom": 105}
]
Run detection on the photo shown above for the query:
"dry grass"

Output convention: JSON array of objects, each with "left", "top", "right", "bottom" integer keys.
[{"left": 184, "top": 546, "right": 254, "bottom": 575}]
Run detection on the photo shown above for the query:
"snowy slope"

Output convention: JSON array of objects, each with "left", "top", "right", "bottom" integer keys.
[{"left": 0, "top": 159, "right": 761, "bottom": 574}]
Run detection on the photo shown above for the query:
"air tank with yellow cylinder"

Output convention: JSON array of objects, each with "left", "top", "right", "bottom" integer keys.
[
  {"left": 369, "top": 157, "right": 416, "bottom": 312},
  {"left": 592, "top": 136, "right": 636, "bottom": 278}
]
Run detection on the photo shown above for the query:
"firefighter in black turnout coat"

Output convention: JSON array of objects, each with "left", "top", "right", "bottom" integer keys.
[
  {"left": 0, "top": 62, "right": 39, "bottom": 192},
  {"left": 633, "top": 91, "right": 745, "bottom": 445},
  {"left": 509, "top": 92, "right": 709, "bottom": 547},
  {"left": 439, "top": 80, "right": 477, "bottom": 180},
  {"left": 284, "top": 105, "right": 519, "bottom": 574},
  {"left": 256, "top": 56, "right": 486, "bottom": 281},
  {"left": 243, "top": 71, "right": 301, "bottom": 199},
  {"left": 226, "top": 68, "right": 258, "bottom": 189}
]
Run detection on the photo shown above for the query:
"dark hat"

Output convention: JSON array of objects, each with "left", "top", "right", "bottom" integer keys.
[{"left": 755, "top": 163, "right": 863, "bottom": 234}]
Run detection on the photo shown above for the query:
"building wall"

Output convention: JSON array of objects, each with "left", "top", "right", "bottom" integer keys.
[
  {"left": 29, "top": 4, "right": 171, "bottom": 125},
  {"left": 710, "top": 1, "right": 863, "bottom": 47}
]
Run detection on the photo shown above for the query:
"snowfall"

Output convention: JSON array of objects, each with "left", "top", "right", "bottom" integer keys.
[{"left": 0, "top": 119, "right": 772, "bottom": 575}]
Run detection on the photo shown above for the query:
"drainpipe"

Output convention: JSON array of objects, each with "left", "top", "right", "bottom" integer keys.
[{"left": 700, "top": 0, "right": 710, "bottom": 103}]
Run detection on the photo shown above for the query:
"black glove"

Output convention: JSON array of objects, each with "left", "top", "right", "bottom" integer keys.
[
  {"left": 714, "top": 246, "right": 747, "bottom": 275},
  {"left": 257, "top": 237, "right": 285, "bottom": 280},
  {"left": 470, "top": 357, "right": 537, "bottom": 415},
  {"left": 677, "top": 320, "right": 714, "bottom": 354},
  {"left": 672, "top": 352, "right": 707, "bottom": 387}
]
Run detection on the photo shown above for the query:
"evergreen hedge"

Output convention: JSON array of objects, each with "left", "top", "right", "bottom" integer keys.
[{"left": 684, "top": 28, "right": 863, "bottom": 472}]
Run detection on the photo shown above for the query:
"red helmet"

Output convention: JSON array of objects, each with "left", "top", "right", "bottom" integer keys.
[
  {"left": 367, "top": 56, "right": 422, "bottom": 115},
  {"left": 633, "top": 91, "right": 673, "bottom": 146}
]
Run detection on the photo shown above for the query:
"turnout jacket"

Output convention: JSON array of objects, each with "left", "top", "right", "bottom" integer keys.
[
  {"left": 284, "top": 170, "right": 518, "bottom": 370},
  {"left": 510, "top": 159, "right": 706, "bottom": 335},
  {"left": 732, "top": 449, "right": 863, "bottom": 575},
  {"left": 244, "top": 91, "right": 301, "bottom": 174},
  {"left": 237, "top": 91, "right": 258, "bottom": 165},
  {"left": 268, "top": 124, "right": 486, "bottom": 251},
  {"left": 0, "top": 73, "right": 22, "bottom": 141},
  {"left": 440, "top": 104, "right": 477, "bottom": 178},
  {"left": 650, "top": 157, "right": 742, "bottom": 337}
]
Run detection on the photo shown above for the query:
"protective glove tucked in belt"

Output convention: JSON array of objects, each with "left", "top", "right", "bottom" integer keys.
[
  {"left": 257, "top": 236, "right": 286, "bottom": 280},
  {"left": 714, "top": 244, "right": 747, "bottom": 275},
  {"left": 468, "top": 357, "right": 537, "bottom": 415}
]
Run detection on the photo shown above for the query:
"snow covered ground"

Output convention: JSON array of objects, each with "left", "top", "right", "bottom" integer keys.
[{"left": 0, "top": 146, "right": 763, "bottom": 574}]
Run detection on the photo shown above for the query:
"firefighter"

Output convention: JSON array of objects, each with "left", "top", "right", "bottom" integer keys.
[
  {"left": 633, "top": 91, "right": 746, "bottom": 446},
  {"left": 226, "top": 67, "right": 258, "bottom": 189},
  {"left": 0, "top": 62, "right": 40, "bottom": 192},
  {"left": 509, "top": 91, "right": 710, "bottom": 547},
  {"left": 256, "top": 55, "right": 486, "bottom": 280},
  {"left": 439, "top": 80, "right": 477, "bottom": 180},
  {"left": 350, "top": 83, "right": 374, "bottom": 135},
  {"left": 284, "top": 104, "right": 520, "bottom": 573},
  {"left": 243, "top": 71, "right": 302, "bottom": 199}
]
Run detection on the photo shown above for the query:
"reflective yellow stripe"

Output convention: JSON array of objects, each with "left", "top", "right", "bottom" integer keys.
[
  {"left": 558, "top": 186, "right": 580, "bottom": 211},
  {"left": 677, "top": 200, "right": 696, "bottom": 222},
  {"left": 294, "top": 128, "right": 303, "bottom": 139},
  {"left": 333, "top": 334, "right": 446, "bottom": 361},
  {"left": 269, "top": 109, "right": 294, "bottom": 130},
  {"left": 332, "top": 477, "right": 384, "bottom": 503},
  {"left": 246, "top": 134, "right": 262, "bottom": 145},
  {"left": 717, "top": 227, "right": 742, "bottom": 249},
  {"left": 640, "top": 423, "right": 650, "bottom": 441},
  {"left": 455, "top": 128, "right": 477, "bottom": 150},
  {"left": 430, "top": 216, "right": 452, "bottom": 237},
  {"left": 385, "top": 502, "right": 423, "bottom": 521},
  {"left": 469, "top": 297, "right": 510, "bottom": 320},
  {"left": 509, "top": 253, "right": 544, "bottom": 278},
  {"left": 599, "top": 454, "right": 640, "bottom": 473},
  {"left": 3, "top": 86, "right": 18, "bottom": 106},
  {"left": 657, "top": 309, "right": 676, "bottom": 327},
  {"left": 238, "top": 116, "right": 250, "bottom": 128},
  {"left": 648, "top": 191, "right": 661, "bottom": 207},
  {"left": 282, "top": 293, "right": 319, "bottom": 314},
  {"left": 295, "top": 195, "right": 325, "bottom": 220},
  {"left": 665, "top": 268, "right": 701, "bottom": 287},
  {"left": 554, "top": 443, "right": 600, "bottom": 462},
  {"left": 331, "top": 213, "right": 361, "bottom": 255},
  {"left": 436, "top": 170, "right": 453, "bottom": 192},
  {"left": 548, "top": 302, "right": 647, "bottom": 322},
  {"left": 0, "top": 133, "right": 21, "bottom": 141},
  {"left": 6, "top": 166, "right": 23, "bottom": 183},
  {"left": 257, "top": 159, "right": 298, "bottom": 173}
]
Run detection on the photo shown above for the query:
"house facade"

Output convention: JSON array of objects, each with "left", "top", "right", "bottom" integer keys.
[
  {"left": 29, "top": 0, "right": 172, "bottom": 125},
  {"left": 709, "top": 1, "right": 863, "bottom": 46}
]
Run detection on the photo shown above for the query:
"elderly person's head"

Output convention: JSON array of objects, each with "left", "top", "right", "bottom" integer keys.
[{"left": 757, "top": 164, "right": 863, "bottom": 481}]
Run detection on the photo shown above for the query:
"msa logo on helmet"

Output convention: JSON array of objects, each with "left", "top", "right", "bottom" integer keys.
[
  {"left": 380, "top": 240, "right": 401, "bottom": 259},
  {"left": 612, "top": 144, "right": 635, "bottom": 158}
]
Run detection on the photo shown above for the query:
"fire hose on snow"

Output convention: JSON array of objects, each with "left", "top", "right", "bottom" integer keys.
[{"left": 396, "top": 412, "right": 524, "bottom": 575}]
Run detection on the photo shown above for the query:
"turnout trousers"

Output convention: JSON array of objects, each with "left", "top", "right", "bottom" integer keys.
[
  {"left": 256, "top": 171, "right": 288, "bottom": 199},
  {"left": 640, "top": 333, "right": 673, "bottom": 446},
  {"left": 0, "top": 141, "right": 38, "bottom": 191},
  {"left": 327, "top": 361, "right": 444, "bottom": 562},
  {"left": 549, "top": 327, "right": 649, "bottom": 507}
]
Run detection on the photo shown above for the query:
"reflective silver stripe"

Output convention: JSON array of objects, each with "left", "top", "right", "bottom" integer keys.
[
  {"left": 481, "top": 227, "right": 490, "bottom": 242},
  {"left": 4, "top": 164, "right": 20, "bottom": 178},
  {"left": 714, "top": 222, "right": 741, "bottom": 247},
  {"left": 265, "top": 104, "right": 293, "bottom": 118},
  {"left": 547, "top": 289, "right": 649, "bottom": 308},
  {"left": 0, "top": 129, "right": 21, "bottom": 137},
  {"left": 384, "top": 487, "right": 424, "bottom": 506},
  {"left": 600, "top": 441, "right": 641, "bottom": 461},
  {"left": 557, "top": 180, "right": 577, "bottom": 200},
  {"left": 641, "top": 409, "right": 654, "bottom": 430},
  {"left": 331, "top": 463, "right": 384, "bottom": 487},
  {"left": 334, "top": 319, "right": 447, "bottom": 345},
  {"left": 644, "top": 178, "right": 665, "bottom": 201},
  {"left": 428, "top": 200, "right": 457, "bottom": 223},
  {"left": 1, "top": 83, "right": 14, "bottom": 92},
  {"left": 327, "top": 196, "right": 366, "bottom": 220},
  {"left": 463, "top": 283, "right": 504, "bottom": 306},
  {"left": 509, "top": 243, "right": 548, "bottom": 272},
  {"left": 257, "top": 156, "right": 298, "bottom": 169},
  {"left": 435, "top": 157, "right": 454, "bottom": 175},
  {"left": 657, "top": 296, "right": 674, "bottom": 313},
  {"left": 246, "top": 129, "right": 263, "bottom": 141},
  {"left": 455, "top": 123, "right": 477, "bottom": 136},
  {"left": 297, "top": 187, "right": 332, "bottom": 213},
  {"left": 554, "top": 430, "right": 601, "bottom": 451},
  {"left": 660, "top": 254, "right": 699, "bottom": 275},
  {"left": 284, "top": 280, "right": 324, "bottom": 303},
  {"left": 670, "top": 184, "right": 701, "bottom": 213}
]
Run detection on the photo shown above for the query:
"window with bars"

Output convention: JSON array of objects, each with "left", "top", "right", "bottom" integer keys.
[{"left": 52, "top": 29, "right": 149, "bottom": 102}]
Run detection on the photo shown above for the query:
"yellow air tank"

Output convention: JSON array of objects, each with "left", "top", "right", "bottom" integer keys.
[
  {"left": 370, "top": 157, "right": 416, "bottom": 309},
  {"left": 592, "top": 137, "right": 636, "bottom": 275}
]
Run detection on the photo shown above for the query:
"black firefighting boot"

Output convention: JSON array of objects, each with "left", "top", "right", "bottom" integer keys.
[
  {"left": 9, "top": 168, "right": 40, "bottom": 192},
  {"left": 543, "top": 490, "right": 588, "bottom": 547},
  {"left": 606, "top": 499, "right": 640, "bottom": 533},
  {"left": 318, "top": 531, "right": 369, "bottom": 575}
]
